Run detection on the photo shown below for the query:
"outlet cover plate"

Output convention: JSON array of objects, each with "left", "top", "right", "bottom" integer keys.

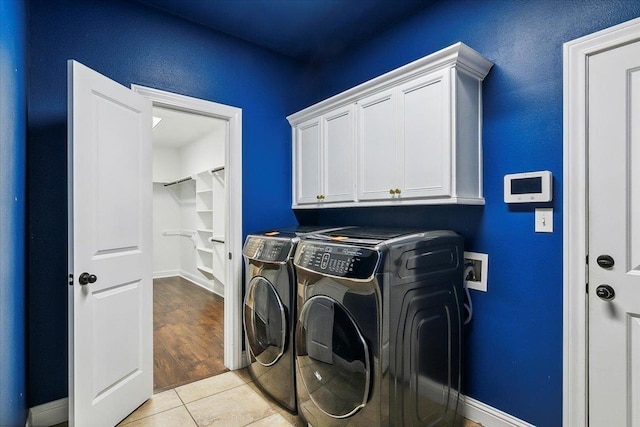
[{"left": 464, "top": 251, "right": 488, "bottom": 292}]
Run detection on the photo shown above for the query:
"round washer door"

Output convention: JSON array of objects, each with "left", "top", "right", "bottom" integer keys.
[
  {"left": 296, "top": 295, "right": 371, "bottom": 418},
  {"left": 243, "top": 276, "right": 287, "bottom": 366}
]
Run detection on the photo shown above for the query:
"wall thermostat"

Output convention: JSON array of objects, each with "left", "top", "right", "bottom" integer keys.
[{"left": 504, "top": 171, "right": 552, "bottom": 203}]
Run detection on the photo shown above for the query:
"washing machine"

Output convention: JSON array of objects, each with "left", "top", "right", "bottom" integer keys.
[
  {"left": 242, "top": 226, "right": 346, "bottom": 413},
  {"left": 293, "top": 227, "right": 464, "bottom": 426}
]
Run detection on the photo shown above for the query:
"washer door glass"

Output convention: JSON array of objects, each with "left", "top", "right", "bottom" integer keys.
[
  {"left": 243, "top": 276, "right": 287, "bottom": 366},
  {"left": 296, "top": 295, "right": 371, "bottom": 418}
]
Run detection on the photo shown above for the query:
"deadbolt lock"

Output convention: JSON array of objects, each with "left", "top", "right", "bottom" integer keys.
[{"left": 596, "top": 255, "right": 615, "bottom": 269}]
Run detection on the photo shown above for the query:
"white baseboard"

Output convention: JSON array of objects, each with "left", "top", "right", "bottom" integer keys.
[
  {"left": 153, "top": 269, "right": 180, "bottom": 279},
  {"left": 27, "top": 397, "right": 68, "bottom": 427},
  {"left": 180, "top": 271, "right": 224, "bottom": 298},
  {"left": 460, "top": 395, "right": 535, "bottom": 427},
  {"left": 153, "top": 270, "right": 224, "bottom": 298}
]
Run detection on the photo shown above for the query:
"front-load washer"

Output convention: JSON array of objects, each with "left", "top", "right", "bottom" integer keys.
[
  {"left": 242, "top": 226, "right": 346, "bottom": 413},
  {"left": 293, "top": 227, "right": 464, "bottom": 426}
]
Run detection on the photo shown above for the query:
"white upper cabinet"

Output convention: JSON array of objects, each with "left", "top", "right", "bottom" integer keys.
[
  {"left": 357, "top": 88, "right": 397, "bottom": 201},
  {"left": 396, "top": 69, "right": 451, "bottom": 200},
  {"left": 288, "top": 42, "right": 493, "bottom": 209},
  {"left": 295, "top": 117, "right": 322, "bottom": 204},
  {"left": 357, "top": 70, "right": 451, "bottom": 201},
  {"left": 293, "top": 105, "right": 356, "bottom": 205},
  {"left": 323, "top": 105, "right": 355, "bottom": 203}
]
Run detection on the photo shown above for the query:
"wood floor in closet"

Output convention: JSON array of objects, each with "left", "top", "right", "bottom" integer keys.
[{"left": 153, "top": 276, "right": 227, "bottom": 393}]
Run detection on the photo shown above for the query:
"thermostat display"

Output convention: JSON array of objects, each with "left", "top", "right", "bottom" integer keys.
[{"left": 504, "top": 171, "right": 552, "bottom": 203}]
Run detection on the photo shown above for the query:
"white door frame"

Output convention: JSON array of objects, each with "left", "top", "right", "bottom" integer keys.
[
  {"left": 563, "top": 16, "right": 640, "bottom": 427},
  {"left": 131, "top": 85, "right": 244, "bottom": 370}
]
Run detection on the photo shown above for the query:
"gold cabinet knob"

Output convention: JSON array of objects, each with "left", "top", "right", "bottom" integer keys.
[
  {"left": 316, "top": 195, "right": 321, "bottom": 200},
  {"left": 395, "top": 188, "right": 401, "bottom": 194},
  {"left": 389, "top": 189, "right": 395, "bottom": 195}
]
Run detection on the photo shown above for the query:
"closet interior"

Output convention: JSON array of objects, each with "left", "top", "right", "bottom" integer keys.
[{"left": 152, "top": 106, "right": 227, "bottom": 296}]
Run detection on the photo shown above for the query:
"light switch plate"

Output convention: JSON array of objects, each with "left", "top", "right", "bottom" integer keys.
[{"left": 535, "top": 208, "right": 553, "bottom": 233}]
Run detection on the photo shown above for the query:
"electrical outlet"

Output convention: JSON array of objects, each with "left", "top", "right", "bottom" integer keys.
[{"left": 463, "top": 251, "right": 488, "bottom": 292}]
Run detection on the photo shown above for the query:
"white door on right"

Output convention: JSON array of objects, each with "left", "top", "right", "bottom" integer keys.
[{"left": 588, "top": 39, "right": 640, "bottom": 426}]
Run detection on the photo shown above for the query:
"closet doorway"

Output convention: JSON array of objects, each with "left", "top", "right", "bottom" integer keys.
[
  {"left": 132, "top": 85, "right": 244, "bottom": 391},
  {"left": 152, "top": 106, "right": 226, "bottom": 391}
]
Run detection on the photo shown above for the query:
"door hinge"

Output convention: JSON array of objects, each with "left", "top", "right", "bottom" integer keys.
[
  {"left": 68, "top": 273, "right": 74, "bottom": 286},
  {"left": 228, "top": 252, "right": 232, "bottom": 260},
  {"left": 586, "top": 283, "right": 589, "bottom": 294}
]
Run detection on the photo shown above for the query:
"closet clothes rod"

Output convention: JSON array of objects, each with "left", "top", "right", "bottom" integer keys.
[
  {"left": 163, "top": 176, "right": 193, "bottom": 187},
  {"left": 211, "top": 166, "right": 225, "bottom": 173}
]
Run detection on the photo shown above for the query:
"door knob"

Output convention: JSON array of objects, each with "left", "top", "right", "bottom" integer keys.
[
  {"left": 596, "top": 255, "right": 615, "bottom": 269},
  {"left": 78, "top": 272, "right": 97, "bottom": 285},
  {"left": 595, "top": 284, "right": 615, "bottom": 301}
]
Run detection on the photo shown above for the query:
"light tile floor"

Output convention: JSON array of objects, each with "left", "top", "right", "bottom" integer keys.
[
  {"left": 55, "top": 368, "right": 483, "bottom": 426},
  {"left": 116, "top": 369, "right": 304, "bottom": 427}
]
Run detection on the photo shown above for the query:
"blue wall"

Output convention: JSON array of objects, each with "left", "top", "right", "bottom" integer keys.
[
  {"left": 297, "top": 1, "right": 640, "bottom": 426},
  {"left": 27, "top": 0, "right": 303, "bottom": 406},
  {"left": 0, "top": 0, "right": 27, "bottom": 425}
]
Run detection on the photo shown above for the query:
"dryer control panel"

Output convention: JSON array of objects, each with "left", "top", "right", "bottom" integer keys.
[
  {"left": 243, "top": 237, "right": 294, "bottom": 263},
  {"left": 294, "top": 242, "right": 379, "bottom": 280}
]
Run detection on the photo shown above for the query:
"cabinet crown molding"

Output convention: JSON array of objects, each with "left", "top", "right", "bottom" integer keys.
[{"left": 287, "top": 42, "right": 493, "bottom": 125}]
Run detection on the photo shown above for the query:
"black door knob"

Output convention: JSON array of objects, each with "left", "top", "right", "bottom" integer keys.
[
  {"left": 595, "top": 284, "right": 615, "bottom": 301},
  {"left": 78, "top": 272, "right": 97, "bottom": 285}
]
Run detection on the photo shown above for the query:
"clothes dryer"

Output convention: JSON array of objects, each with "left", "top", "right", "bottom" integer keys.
[
  {"left": 293, "top": 227, "right": 464, "bottom": 426},
  {"left": 242, "top": 226, "right": 345, "bottom": 413}
]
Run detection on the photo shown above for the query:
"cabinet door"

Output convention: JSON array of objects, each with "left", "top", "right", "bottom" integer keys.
[
  {"left": 397, "top": 69, "right": 451, "bottom": 199},
  {"left": 323, "top": 105, "right": 355, "bottom": 203},
  {"left": 357, "top": 88, "right": 397, "bottom": 201},
  {"left": 295, "top": 118, "right": 322, "bottom": 205}
]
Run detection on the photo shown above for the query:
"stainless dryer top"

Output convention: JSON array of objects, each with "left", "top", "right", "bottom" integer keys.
[
  {"left": 247, "top": 225, "right": 345, "bottom": 241},
  {"left": 294, "top": 227, "right": 460, "bottom": 280},
  {"left": 300, "top": 227, "right": 436, "bottom": 248},
  {"left": 243, "top": 226, "right": 348, "bottom": 263}
]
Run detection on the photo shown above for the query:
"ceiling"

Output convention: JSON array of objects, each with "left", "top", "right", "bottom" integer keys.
[
  {"left": 133, "top": 0, "right": 435, "bottom": 61},
  {"left": 152, "top": 106, "right": 226, "bottom": 149}
]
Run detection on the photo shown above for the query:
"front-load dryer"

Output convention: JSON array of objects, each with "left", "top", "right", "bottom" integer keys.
[
  {"left": 293, "top": 227, "right": 464, "bottom": 426},
  {"left": 242, "top": 226, "right": 346, "bottom": 413}
]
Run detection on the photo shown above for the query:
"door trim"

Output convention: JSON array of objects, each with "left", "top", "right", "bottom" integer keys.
[
  {"left": 563, "top": 16, "right": 640, "bottom": 427},
  {"left": 131, "top": 85, "right": 244, "bottom": 370}
]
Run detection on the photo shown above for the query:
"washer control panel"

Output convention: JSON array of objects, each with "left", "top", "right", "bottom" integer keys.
[
  {"left": 243, "top": 237, "right": 293, "bottom": 263},
  {"left": 294, "top": 242, "right": 379, "bottom": 280}
]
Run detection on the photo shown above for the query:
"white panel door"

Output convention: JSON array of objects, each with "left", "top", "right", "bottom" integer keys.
[
  {"left": 323, "top": 105, "right": 355, "bottom": 203},
  {"left": 357, "top": 88, "right": 397, "bottom": 201},
  {"left": 397, "top": 70, "right": 451, "bottom": 199},
  {"left": 68, "top": 60, "right": 152, "bottom": 427},
  {"left": 588, "top": 40, "right": 640, "bottom": 426},
  {"left": 296, "top": 118, "right": 322, "bottom": 204}
]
